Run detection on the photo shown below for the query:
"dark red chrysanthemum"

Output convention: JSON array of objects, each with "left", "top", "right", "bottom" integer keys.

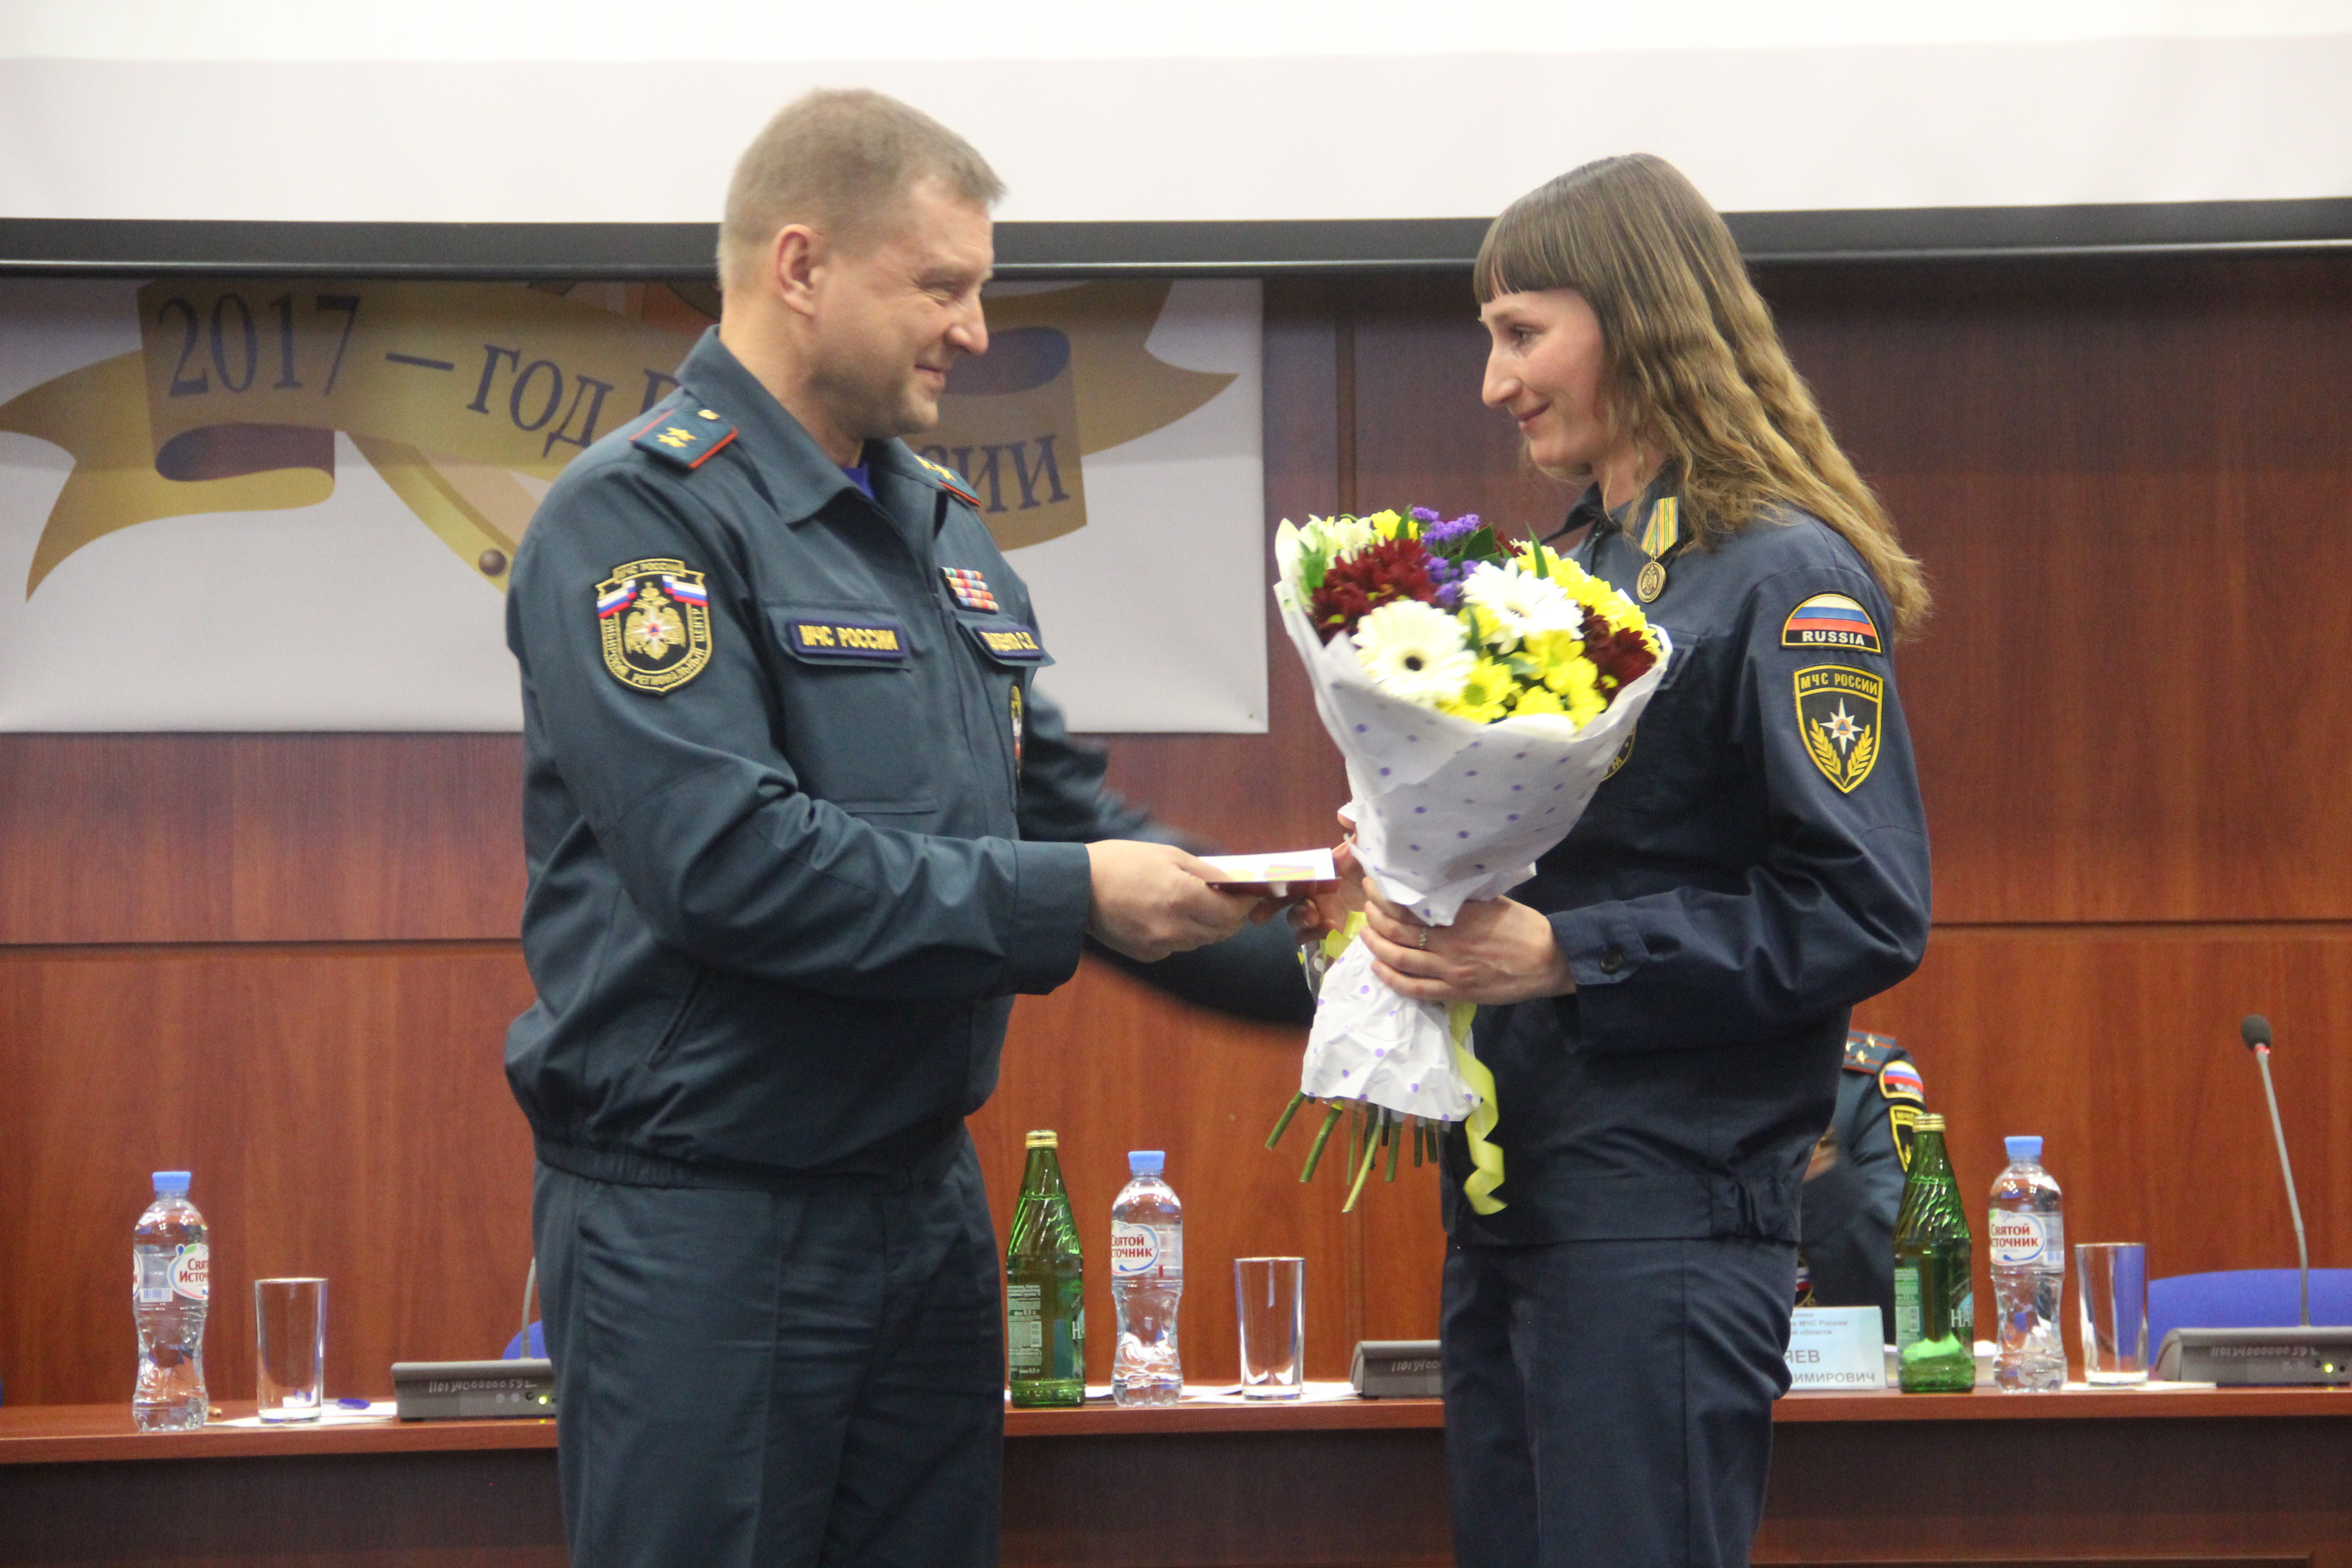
[
  {"left": 1583, "top": 612, "right": 1658, "bottom": 697},
  {"left": 1310, "top": 537, "right": 1439, "bottom": 639}
]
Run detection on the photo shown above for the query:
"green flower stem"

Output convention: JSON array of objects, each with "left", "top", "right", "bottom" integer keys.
[
  {"left": 1412, "top": 1117, "right": 1425, "bottom": 1168},
  {"left": 1342, "top": 1112, "right": 1383, "bottom": 1212},
  {"left": 1300, "top": 1103, "right": 1344, "bottom": 1183},
  {"left": 1385, "top": 1111, "right": 1401, "bottom": 1182},
  {"left": 1264, "top": 1091, "right": 1308, "bottom": 1151}
]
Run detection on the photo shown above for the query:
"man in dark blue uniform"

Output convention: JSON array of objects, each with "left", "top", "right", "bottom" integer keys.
[
  {"left": 1798, "top": 1030, "right": 1927, "bottom": 1340},
  {"left": 505, "top": 90, "right": 1278, "bottom": 1568}
]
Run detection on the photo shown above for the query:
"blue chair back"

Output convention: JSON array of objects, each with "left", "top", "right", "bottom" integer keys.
[
  {"left": 501, "top": 1321, "right": 548, "bottom": 1360},
  {"left": 2147, "top": 1269, "right": 2352, "bottom": 1352}
]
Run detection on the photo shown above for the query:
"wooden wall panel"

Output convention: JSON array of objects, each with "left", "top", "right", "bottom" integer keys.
[
  {"left": 0, "top": 944, "right": 539, "bottom": 1406},
  {"left": 1765, "top": 255, "right": 2352, "bottom": 925},
  {"left": 0, "top": 735, "right": 524, "bottom": 946},
  {"left": 1350, "top": 277, "right": 1581, "bottom": 540}
]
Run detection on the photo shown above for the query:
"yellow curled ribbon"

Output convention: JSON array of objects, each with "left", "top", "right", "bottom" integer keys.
[{"left": 1448, "top": 1002, "right": 1507, "bottom": 1214}]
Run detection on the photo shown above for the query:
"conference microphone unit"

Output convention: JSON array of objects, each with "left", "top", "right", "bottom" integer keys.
[{"left": 2151, "top": 1016, "right": 2351, "bottom": 1385}]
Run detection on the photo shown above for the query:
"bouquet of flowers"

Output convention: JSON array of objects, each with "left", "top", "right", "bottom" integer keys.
[{"left": 1265, "top": 508, "right": 1671, "bottom": 1210}]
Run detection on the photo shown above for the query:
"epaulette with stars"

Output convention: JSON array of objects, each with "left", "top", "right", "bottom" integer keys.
[
  {"left": 631, "top": 405, "right": 737, "bottom": 471},
  {"left": 1842, "top": 1030, "right": 1896, "bottom": 1073},
  {"left": 913, "top": 453, "right": 983, "bottom": 509}
]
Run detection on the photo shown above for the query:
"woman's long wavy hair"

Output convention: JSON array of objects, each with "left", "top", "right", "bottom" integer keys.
[{"left": 1475, "top": 154, "right": 1929, "bottom": 639}]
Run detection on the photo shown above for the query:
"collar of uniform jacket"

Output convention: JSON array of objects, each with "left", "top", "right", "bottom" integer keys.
[
  {"left": 1554, "top": 473, "right": 1677, "bottom": 552},
  {"left": 668, "top": 327, "right": 953, "bottom": 534}
]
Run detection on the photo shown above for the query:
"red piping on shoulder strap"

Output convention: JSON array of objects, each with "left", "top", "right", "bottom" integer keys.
[{"left": 683, "top": 427, "right": 738, "bottom": 470}]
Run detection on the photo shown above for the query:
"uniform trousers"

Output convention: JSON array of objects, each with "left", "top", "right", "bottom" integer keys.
[
  {"left": 1442, "top": 1234, "right": 1798, "bottom": 1568},
  {"left": 532, "top": 1136, "right": 1004, "bottom": 1568}
]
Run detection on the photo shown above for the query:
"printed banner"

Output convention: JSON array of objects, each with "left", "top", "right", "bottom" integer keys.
[{"left": 0, "top": 277, "right": 1265, "bottom": 731}]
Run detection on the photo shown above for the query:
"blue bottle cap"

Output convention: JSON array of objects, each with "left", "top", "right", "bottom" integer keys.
[
  {"left": 2004, "top": 1136, "right": 2043, "bottom": 1165},
  {"left": 1128, "top": 1151, "right": 1165, "bottom": 1175},
  {"left": 152, "top": 1171, "right": 191, "bottom": 1194}
]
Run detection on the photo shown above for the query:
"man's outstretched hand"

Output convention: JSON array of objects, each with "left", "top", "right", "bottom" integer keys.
[{"left": 1085, "top": 841, "right": 1266, "bottom": 962}]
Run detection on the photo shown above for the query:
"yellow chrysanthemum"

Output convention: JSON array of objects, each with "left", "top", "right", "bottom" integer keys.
[
  {"left": 1511, "top": 685, "right": 1566, "bottom": 718},
  {"left": 1562, "top": 682, "right": 1607, "bottom": 729},
  {"left": 1368, "top": 509, "right": 1405, "bottom": 541},
  {"left": 1439, "top": 657, "right": 1516, "bottom": 723}
]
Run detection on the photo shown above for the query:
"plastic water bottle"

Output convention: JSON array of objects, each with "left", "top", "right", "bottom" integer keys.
[
  {"left": 133, "top": 1171, "right": 210, "bottom": 1431},
  {"left": 1988, "top": 1135, "right": 2065, "bottom": 1392},
  {"left": 1109, "top": 1150, "right": 1183, "bottom": 1406}
]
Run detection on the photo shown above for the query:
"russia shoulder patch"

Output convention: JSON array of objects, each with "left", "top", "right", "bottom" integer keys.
[
  {"left": 631, "top": 407, "right": 737, "bottom": 471},
  {"left": 1877, "top": 1057, "right": 1925, "bottom": 1104},
  {"left": 915, "top": 453, "right": 983, "bottom": 508},
  {"left": 1782, "top": 592, "right": 1882, "bottom": 655}
]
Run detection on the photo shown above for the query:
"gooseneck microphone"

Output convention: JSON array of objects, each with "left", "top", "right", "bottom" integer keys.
[
  {"left": 2240, "top": 1014, "right": 2312, "bottom": 1328},
  {"left": 2153, "top": 1019, "right": 2347, "bottom": 1382}
]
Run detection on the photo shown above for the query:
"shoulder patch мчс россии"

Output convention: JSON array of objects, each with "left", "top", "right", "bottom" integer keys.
[
  {"left": 597, "top": 559, "right": 713, "bottom": 693},
  {"left": 1793, "top": 665, "right": 1882, "bottom": 794}
]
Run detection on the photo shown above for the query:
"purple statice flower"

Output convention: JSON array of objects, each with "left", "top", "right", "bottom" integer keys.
[
  {"left": 1418, "top": 512, "right": 1484, "bottom": 551},
  {"left": 1425, "top": 552, "right": 1469, "bottom": 609},
  {"left": 1408, "top": 506, "right": 1441, "bottom": 523}
]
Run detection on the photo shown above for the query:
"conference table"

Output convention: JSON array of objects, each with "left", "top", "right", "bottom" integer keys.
[{"left": 2, "top": 1385, "right": 2348, "bottom": 1565}]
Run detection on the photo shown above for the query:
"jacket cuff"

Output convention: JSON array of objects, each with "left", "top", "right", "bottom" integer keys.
[
  {"left": 1549, "top": 906, "right": 1651, "bottom": 988},
  {"left": 1006, "top": 840, "right": 1095, "bottom": 993},
  {"left": 1547, "top": 906, "right": 1651, "bottom": 1050}
]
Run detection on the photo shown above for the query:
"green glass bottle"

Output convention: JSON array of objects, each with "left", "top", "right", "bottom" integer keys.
[
  {"left": 1006, "top": 1129, "right": 1086, "bottom": 1407},
  {"left": 1892, "top": 1112, "right": 1977, "bottom": 1392}
]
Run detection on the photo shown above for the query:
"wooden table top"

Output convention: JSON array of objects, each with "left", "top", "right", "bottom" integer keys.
[{"left": 4, "top": 1382, "right": 2343, "bottom": 1465}]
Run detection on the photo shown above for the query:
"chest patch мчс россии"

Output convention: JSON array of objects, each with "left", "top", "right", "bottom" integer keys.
[
  {"left": 597, "top": 559, "right": 713, "bottom": 693},
  {"left": 1793, "top": 665, "right": 1882, "bottom": 794}
]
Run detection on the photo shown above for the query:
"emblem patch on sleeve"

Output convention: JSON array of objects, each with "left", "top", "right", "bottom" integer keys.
[
  {"left": 1889, "top": 1103, "right": 1924, "bottom": 1173},
  {"left": 1793, "top": 665, "right": 1882, "bottom": 793},
  {"left": 597, "top": 558, "right": 713, "bottom": 693},
  {"left": 1782, "top": 592, "right": 1882, "bottom": 655}
]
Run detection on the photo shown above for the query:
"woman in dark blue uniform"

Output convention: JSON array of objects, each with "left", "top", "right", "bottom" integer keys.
[{"left": 1336, "top": 155, "right": 1933, "bottom": 1566}]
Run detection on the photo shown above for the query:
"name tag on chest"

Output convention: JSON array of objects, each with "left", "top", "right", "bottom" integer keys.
[
  {"left": 1785, "top": 1307, "right": 1885, "bottom": 1389},
  {"left": 961, "top": 620, "right": 1049, "bottom": 666}
]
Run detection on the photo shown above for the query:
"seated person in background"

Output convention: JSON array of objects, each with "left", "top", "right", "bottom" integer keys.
[{"left": 1797, "top": 1029, "right": 1926, "bottom": 1342}]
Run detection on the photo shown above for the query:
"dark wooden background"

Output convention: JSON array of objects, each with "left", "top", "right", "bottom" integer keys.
[{"left": 4, "top": 257, "right": 2348, "bottom": 1409}]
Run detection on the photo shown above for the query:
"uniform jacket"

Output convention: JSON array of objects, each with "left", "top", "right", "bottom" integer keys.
[
  {"left": 1798, "top": 1031, "right": 1925, "bottom": 1338},
  {"left": 1443, "top": 485, "right": 1932, "bottom": 1245},
  {"left": 505, "top": 329, "right": 1151, "bottom": 1181}
]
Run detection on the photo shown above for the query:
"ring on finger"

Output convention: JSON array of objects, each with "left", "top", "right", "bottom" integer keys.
[{"left": 1415, "top": 927, "right": 1431, "bottom": 951}]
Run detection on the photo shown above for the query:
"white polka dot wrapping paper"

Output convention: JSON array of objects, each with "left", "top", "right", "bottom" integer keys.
[{"left": 1274, "top": 575, "right": 1673, "bottom": 1122}]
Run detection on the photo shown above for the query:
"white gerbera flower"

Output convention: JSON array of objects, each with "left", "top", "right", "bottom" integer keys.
[
  {"left": 1461, "top": 562, "right": 1583, "bottom": 650},
  {"left": 1352, "top": 599, "right": 1476, "bottom": 707}
]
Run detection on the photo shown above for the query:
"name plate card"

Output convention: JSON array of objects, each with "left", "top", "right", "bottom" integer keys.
[{"left": 1786, "top": 1306, "right": 1886, "bottom": 1390}]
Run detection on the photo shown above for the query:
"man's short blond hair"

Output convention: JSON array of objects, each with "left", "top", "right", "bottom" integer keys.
[{"left": 718, "top": 88, "right": 1004, "bottom": 291}]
